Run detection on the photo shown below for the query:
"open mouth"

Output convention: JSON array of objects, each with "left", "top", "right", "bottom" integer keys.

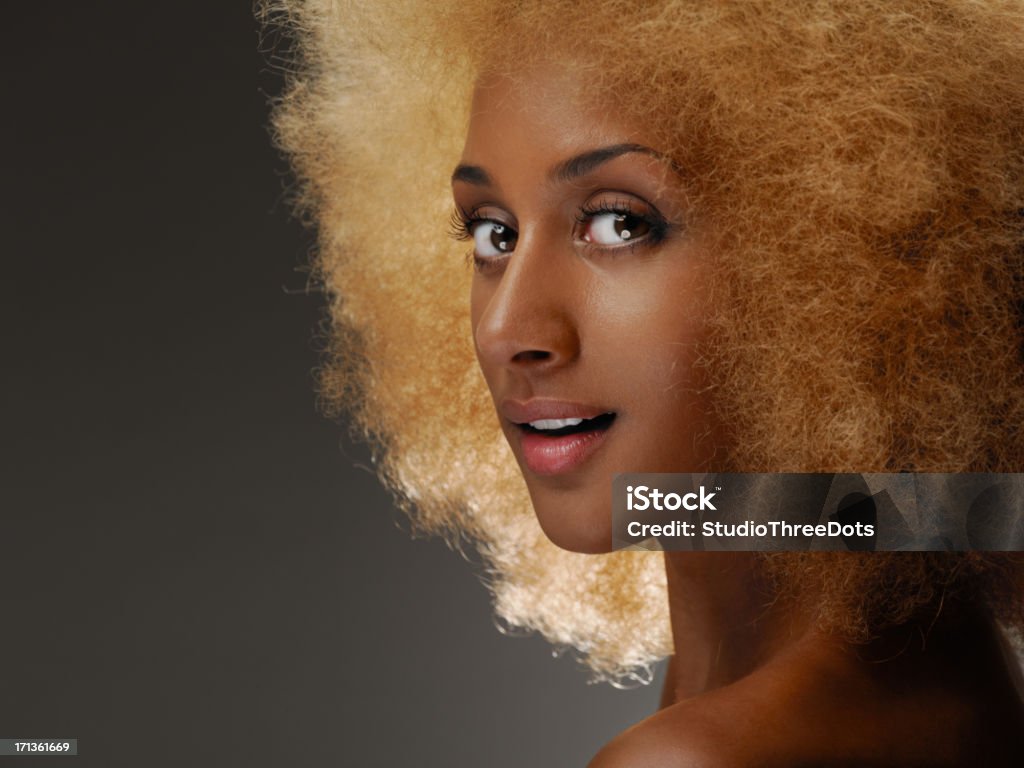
[
  {"left": 515, "top": 411, "right": 616, "bottom": 475},
  {"left": 518, "top": 412, "right": 617, "bottom": 437}
]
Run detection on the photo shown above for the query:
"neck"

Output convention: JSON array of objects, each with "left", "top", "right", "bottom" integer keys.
[{"left": 661, "top": 551, "right": 811, "bottom": 702}]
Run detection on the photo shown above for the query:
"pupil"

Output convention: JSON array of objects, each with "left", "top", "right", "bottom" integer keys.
[
  {"left": 490, "top": 224, "right": 515, "bottom": 252},
  {"left": 614, "top": 215, "right": 648, "bottom": 239}
]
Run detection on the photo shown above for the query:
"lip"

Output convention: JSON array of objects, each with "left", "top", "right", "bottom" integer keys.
[
  {"left": 500, "top": 398, "right": 613, "bottom": 424},
  {"left": 500, "top": 399, "right": 616, "bottom": 476}
]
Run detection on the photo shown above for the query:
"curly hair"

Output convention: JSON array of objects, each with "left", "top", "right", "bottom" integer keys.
[{"left": 265, "top": 0, "right": 1024, "bottom": 681}]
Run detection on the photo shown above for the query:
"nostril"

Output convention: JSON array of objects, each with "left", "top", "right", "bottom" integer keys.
[{"left": 512, "top": 350, "right": 553, "bottom": 364}]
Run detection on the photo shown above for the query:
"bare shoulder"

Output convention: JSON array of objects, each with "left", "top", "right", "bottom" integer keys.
[
  {"left": 587, "top": 730, "right": 710, "bottom": 767},
  {"left": 586, "top": 644, "right": 1024, "bottom": 768},
  {"left": 586, "top": 659, "right": 829, "bottom": 768},
  {"left": 585, "top": 701, "right": 758, "bottom": 768}
]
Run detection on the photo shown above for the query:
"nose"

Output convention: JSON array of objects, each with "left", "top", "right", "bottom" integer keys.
[{"left": 473, "top": 237, "right": 581, "bottom": 374}]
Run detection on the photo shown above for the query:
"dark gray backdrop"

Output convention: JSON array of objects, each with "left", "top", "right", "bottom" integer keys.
[{"left": 1, "top": 3, "right": 661, "bottom": 766}]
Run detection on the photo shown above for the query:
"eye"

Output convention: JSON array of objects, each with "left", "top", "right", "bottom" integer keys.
[
  {"left": 472, "top": 220, "right": 518, "bottom": 258},
  {"left": 581, "top": 211, "right": 653, "bottom": 246}
]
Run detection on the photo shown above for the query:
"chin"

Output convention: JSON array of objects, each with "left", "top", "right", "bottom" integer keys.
[{"left": 528, "top": 489, "right": 614, "bottom": 554}]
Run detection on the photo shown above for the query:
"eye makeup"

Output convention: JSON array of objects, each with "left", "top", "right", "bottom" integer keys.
[{"left": 449, "top": 192, "right": 672, "bottom": 270}]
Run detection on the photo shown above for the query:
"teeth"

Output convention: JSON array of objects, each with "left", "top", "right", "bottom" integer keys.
[{"left": 529, "top": 417, "right": 584, "bottom": 430}]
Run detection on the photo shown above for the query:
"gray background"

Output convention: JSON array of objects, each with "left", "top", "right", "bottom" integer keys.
[{"left": 1, "top": 3, "right": 661, "bottom": 766}]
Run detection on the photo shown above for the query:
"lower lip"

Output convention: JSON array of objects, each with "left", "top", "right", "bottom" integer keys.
[{"left": 518, "top": 425, "right": 611, "bottom": 476}]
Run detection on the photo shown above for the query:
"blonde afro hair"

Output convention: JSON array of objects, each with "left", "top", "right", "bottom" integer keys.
[{"left": 266, "top": 0, "right": 1024, "bottom": 681}]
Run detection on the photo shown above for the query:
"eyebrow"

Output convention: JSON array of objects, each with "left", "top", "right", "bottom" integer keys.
[
  {"left": 551, "top": 143, "right": 669, "bottom": 183},
  {"left": 450, "top": 143, "right": 673, "bottom": 188},
  {"left": 450, "top": 164, "right": 492, "bottom": 186}
]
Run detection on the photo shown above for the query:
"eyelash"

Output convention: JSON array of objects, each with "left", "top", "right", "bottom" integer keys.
[
  {"left": 448, "top": 201, "right": 669, "bottom": 270},
  {"left": 447, "top": 205, "right": 480, "bottom": 243},
  {"left": 576, "top": 200, "right": 669, "bottom": 248},
  {"left": 448, "top": 205, "right": 512, "bottom": 271}
]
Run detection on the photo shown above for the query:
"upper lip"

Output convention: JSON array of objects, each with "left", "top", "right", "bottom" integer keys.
[{"left": 500, "top": 398, "right": 615, "bottom": 425}]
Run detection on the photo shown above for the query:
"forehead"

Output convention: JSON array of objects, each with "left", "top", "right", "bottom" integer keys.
[{"left": 461, "top": 66, "right": 657, "bottom": 165}]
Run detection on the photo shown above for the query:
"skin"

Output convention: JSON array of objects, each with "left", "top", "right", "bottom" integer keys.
[
  {"left": 457, "top": 67, "right": 717, "bottom": 554},
  {"left": 455, "top": 66, "right": 1024, "bottom": 766}
]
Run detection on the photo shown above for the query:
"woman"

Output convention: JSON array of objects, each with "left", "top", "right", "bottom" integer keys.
[{"left": 269, "top": 0, "right": 1024, "bottom": 763}]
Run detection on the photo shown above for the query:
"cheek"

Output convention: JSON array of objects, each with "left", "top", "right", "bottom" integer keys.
[
  {"left": 621, "top": 318, "right": 706, "bottom": 421},
  {"left": 469, "top": 279, "right": 484, "bottom": 334},
  {"left": 469, "top": 280, "right": 491, "bottom": 369},
  {"left": 587, "top": 263, "right": 713, "bottom": 463},
  {"left": 589, "top": 265, "right": 706, "bottom": 379}
]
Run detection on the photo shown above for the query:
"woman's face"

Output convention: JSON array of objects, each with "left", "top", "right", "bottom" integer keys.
[{"left": 454, "top": 67, "right": 716, "bottom": 553}]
